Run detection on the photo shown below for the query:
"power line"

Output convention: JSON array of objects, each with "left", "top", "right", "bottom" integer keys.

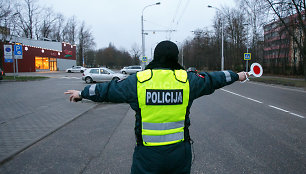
[
  {"left": 168, "top": 0, "right": 191, "bottom": 39},
  {"left": 172, "top": 0, "right": 183, "bottom": 24},
  {"left": 176, "top": 0, "right": 190, "bottom": 26}
]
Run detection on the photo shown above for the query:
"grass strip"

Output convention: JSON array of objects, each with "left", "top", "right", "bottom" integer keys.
[{"left": 250, "top": 77, "right": 306, "bottom": 89}]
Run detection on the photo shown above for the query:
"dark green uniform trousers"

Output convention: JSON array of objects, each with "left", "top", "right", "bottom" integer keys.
[{"left": 131, "top": 141, "right": 192, "bottom": 174}]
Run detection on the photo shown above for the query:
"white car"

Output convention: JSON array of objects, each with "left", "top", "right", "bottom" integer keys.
[
  {"left": 82, "top": 67, "right": 127, "bottom": 83},
  {"left": 120, "top": 65, "right": 143, "bottom": 74},
  {"left": 66, "top": 66, "right": 86, "bottom": 73}
]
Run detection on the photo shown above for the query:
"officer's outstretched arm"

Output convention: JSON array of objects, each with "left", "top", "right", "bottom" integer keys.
[
  {"left": 70, "top": 75, "right": 137, "bottom": 103},
  {"left": 189, "top": 70, "right": 240, "bottom": 99}
]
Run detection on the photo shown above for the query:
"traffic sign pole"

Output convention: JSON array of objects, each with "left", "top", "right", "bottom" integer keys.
[
  {"left": 16, "top": 58, "right": 19, "bottom": 75},
  {"left": 246, "top": 49, "right": 249, "bottom": 72},
  {"left": 246, "top": 60, "right": 248, "bottom": 72},
  {"left": 244, "top": 52, "right": 251, "bottom": 72},
  {"left": 13, "top": 47, "right": 16, "bottom": 79},
  {"left": 14, "top": 44, "right": 23, "bottom": 76}
]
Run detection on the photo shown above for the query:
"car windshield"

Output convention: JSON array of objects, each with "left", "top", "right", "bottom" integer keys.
[{"left": 105, "top": 68, "right": 115, "bottom": 74}]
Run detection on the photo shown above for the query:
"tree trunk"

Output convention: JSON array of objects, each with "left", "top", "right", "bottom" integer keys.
[{"left": 304, "top": 38, "right": 306, "bottom": 81}]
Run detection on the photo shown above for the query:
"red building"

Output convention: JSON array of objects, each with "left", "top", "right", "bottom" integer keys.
[
  {"left": 263, "top": 12, "right": 305, "bottom": 75},
  {"left": 1, "top": 36, "right": 76, "bottom": 73}
]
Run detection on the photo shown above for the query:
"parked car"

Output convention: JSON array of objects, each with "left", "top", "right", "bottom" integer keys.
[
  {"left": 187, "top": 67, "right": 198, "bottom": 73},
  {"left": 120, "top": 65, "right": 143, "bottom": 74},
  {"left": 66, "top": 66, "right": 86, "bottom": 73},
  {"left": 0, "top": 68, "right": 3, "bottom": 80},
  {"left": 82, "top": 67, "right": 127, "bottom": 83}
]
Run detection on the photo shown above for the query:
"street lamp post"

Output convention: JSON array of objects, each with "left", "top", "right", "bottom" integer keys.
[
  {"left": 181, "top": 46, "right": 184, "bottom": 67},
  {"left": 141, "top": 2, "right": 161, "bottom": 68},
  {"left": 208, "top": 5, "right": 224, "bottom": 71}
]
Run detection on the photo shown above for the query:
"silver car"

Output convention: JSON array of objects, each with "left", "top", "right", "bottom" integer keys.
[
  {"left": 82, "top": 67, "right": 127, "bottom": 83},
  {"left": 66, "top": 66, "right": 86, "bottom": 73},
  {"left": 120, "top": 65, "right": 143, "bottom": 74}
]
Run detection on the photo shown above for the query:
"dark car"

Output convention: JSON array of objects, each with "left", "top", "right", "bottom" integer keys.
[
  {"left": 187, "top": 67, "right": 198, "bottom": 73},
  {"left": 0, "top": 68, "right": 4, "bottom": 80}
]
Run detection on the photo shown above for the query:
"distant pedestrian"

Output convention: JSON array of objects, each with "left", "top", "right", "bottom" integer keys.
[{"left": 65, "top": 40, "right": 248, "bottom": 174}]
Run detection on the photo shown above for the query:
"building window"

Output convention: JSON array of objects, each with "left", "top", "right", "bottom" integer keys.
[
  {"left": 50, "top": 58, "right": 57, "bottom": 71},
  {"left": 35, "top": 57, "right": 57, "bottom": 71}
]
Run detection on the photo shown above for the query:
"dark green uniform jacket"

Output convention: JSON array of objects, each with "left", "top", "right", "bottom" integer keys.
[{"left": 80, "top": 69, "right": 239, "bottom": 173}]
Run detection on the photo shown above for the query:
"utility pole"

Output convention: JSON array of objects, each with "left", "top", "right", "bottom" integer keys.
[
  {"left": 208, "top": 5, "right": 224, "bottom": 71},
  {"left": 141, "top": 2, "right": 161, "bottom": 69}
]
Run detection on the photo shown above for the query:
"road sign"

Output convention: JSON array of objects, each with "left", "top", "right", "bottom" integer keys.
[
  {"left": 244, "top": 53, "right": 251, "bottom": 60},
  {"left": 248, "top": 63, "right": 263, "bottom": 77},
  {"left": 4, "top": 45, "right": 12, "bottom": 57},
  {"left": 142, "top": 56, "right": 147, "bottom": 62},
  {"left": 4, "top": 45, "right": 13, "bottom": 63},
  {"left": 14, "top": 44, "right": 23, "bottom": 59}
]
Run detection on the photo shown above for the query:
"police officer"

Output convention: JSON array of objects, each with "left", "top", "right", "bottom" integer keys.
[{"left": 65, "top": 40, "right": 248, "bottom": 174}]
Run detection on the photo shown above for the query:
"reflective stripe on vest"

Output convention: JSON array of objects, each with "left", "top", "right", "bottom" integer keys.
[
  {"left": 143, "top": 132, "right": 184, "bottom": 143},
  {"left": 137, "top": 69, "right": 190, "bottom": 146},
  {"left": 142, "top": 121, "right": 184, "bottom": 130}
]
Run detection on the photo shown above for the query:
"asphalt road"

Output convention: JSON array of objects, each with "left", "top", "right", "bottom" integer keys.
[{"left": 0, "top": 72, "right": 305, "bottom": 174}]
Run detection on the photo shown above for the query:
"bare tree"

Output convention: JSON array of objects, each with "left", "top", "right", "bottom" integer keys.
[
  {"left": 182, "top": 29, "right": 216, "bottom": 70},
  {"left": 130, "top": 43, "right": 141, "bottom": 65},
  {"left": 0, "top": 0, "right": 15, "bottom": 41},
  {"left": 96, "top": 44, "right": 133, "bottom": 68},
  {"left": 84, "top": 49, "right": 96, "bottom": 67},
  {"left": 238, "top": 0, "right": 267, "bottom": 47},
  {"left": 49, "top": 13, "right": 65, "bottom": 42},
  {"left": 36, "top": 7, "right": 58, "bottom": 40},
  {"left": 0, "top": 0, "right": 12, "bottom": 25},
  {"left": 62, "top": 16, "right": 78, "bottom": 44},
  {"left": 224, "top": 8, "right": 249, "bottom": 70},
  {"left": 15, "top": 0, "right": 40, "bottom": 39},
  {"left": 77, "top": 21, "right": 95, "bottom": 66},
  {"left": 238, "top": 0, "right": 267, "bottom": 69}
]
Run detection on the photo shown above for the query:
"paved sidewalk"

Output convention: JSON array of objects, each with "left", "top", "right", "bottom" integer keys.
[
  {"left": 0, "top": 103, "right": 134, "bottom": 174},
  {"left": 0, "top": 76, "right": 95, "bottom": 165},
  {"left": 0, "top": 100, "right": 96, "bottom": 164}
]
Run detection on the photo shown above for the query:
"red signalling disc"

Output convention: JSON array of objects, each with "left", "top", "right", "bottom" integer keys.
[{"left": 249, "top": 63, "right": 263, "bottom": 77}]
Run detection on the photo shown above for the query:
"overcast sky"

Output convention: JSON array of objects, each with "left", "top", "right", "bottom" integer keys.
[{"left": 39, "top": 0, "right": 235, "bottom": 58}]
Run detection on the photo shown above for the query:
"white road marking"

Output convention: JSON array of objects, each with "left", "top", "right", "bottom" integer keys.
[
  {"left": 289, "top": 113, "right": 305, "bottom": 118},
  {"left": 269, "top": 105, "right": 305, "bottom": 118},
  {"left": 71, "top": 77, "right": 81, "bottom": 79},
  {"left": 268, "top": 105, "right": 289, "bottom": 112},
  {"left": 221, "top": 89, "right": 263, "bottom": 103},
  {"left": 221, "top": 88, "right": 304, "bottom": 119},
  {"left": 59, "top": 76, "right": 81, "bottom": 79}
]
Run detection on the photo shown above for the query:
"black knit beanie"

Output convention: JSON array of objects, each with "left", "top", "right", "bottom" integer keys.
[{"left": 145, "top": 40, "right": 184, "bottom": 70}]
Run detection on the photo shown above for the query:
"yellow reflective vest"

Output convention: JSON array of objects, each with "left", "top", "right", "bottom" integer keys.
[{"left": 137, "top": 69, "right": 190, "bottom": 146}]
